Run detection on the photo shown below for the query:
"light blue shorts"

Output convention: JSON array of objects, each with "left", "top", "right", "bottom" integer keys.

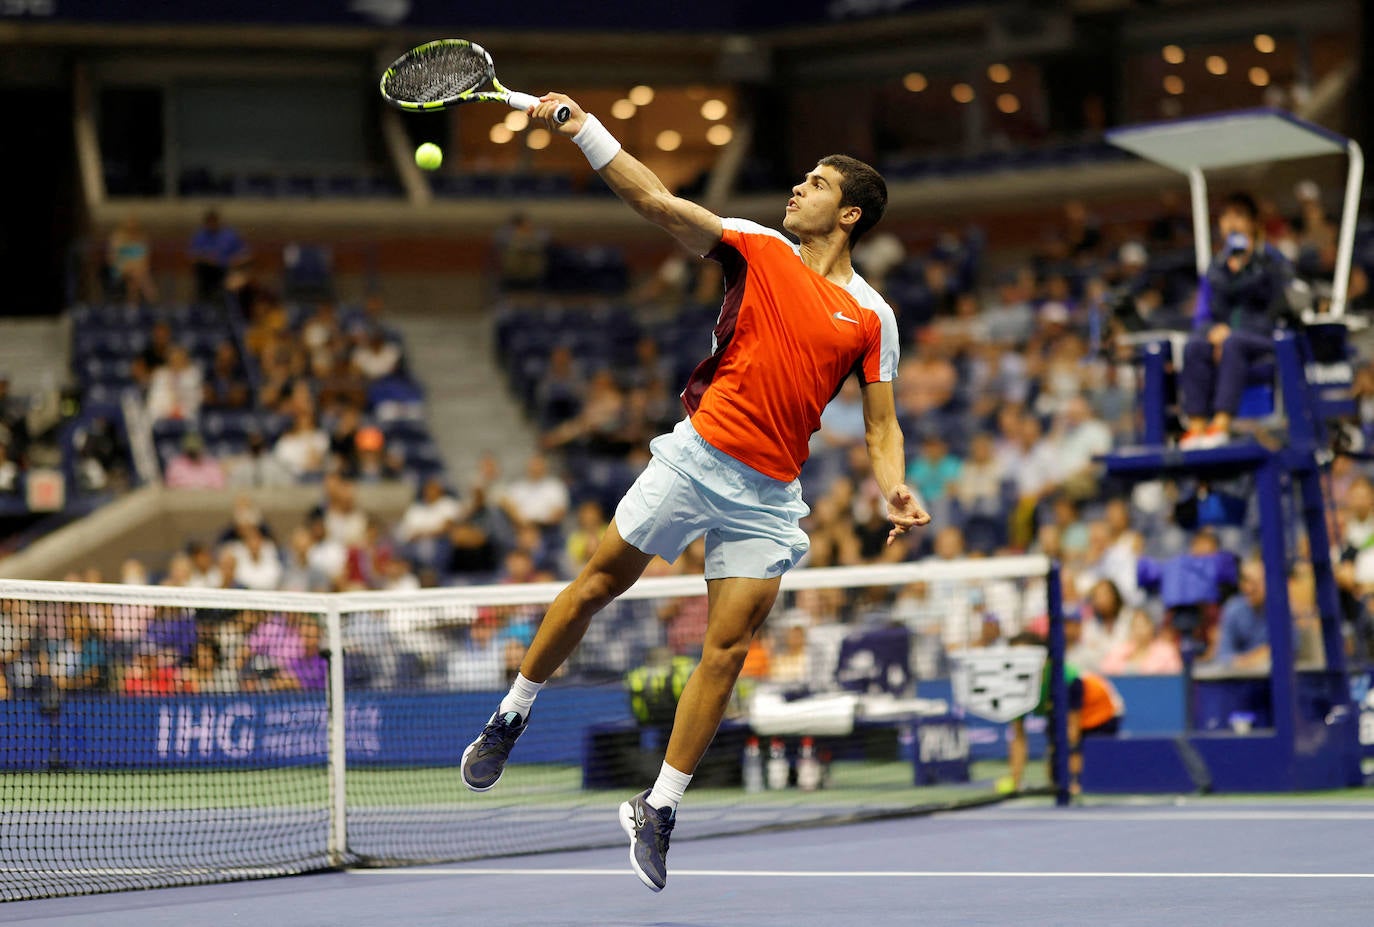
[{"left": 615, "top": 418, "right": 811, "bottom": 581}]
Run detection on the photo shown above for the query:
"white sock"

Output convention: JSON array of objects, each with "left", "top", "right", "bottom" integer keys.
[
  {"left": 645, "top": 761, "right": 692, "bottom": 813},
  {"left": 498, "top": 673, "right": 544, "bottom": 719}
]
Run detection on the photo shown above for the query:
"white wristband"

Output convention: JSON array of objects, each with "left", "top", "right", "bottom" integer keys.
[{"left": 572, "top": 114, "right": 621, "bottom": 171}]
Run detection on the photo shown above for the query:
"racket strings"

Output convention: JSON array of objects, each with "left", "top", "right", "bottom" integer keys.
[{"left": 389, "top": 45, "right": 490, "bottom": 103}]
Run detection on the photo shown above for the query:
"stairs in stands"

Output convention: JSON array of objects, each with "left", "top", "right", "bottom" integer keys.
[{"left": 388, "top": 305, "right": 537, "bottom": 487}]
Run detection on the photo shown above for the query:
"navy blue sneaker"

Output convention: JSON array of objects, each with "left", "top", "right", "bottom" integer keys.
[
  {"left": 461, "top": 709, "right": 529, "bottom": 792},
  {"left": 618, "top": 789, "right": 675, "bottom": 892}
]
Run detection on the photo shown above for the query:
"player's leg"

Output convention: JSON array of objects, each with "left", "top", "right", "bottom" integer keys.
[
  {"left": 621, "top": 574, "right": 780, "bottom": 892},
  {"left": 1179, "top": 336, "right": 1217, "bottom": 440},
  {"left": 520, "top": 520, "right": 654, "bottom": 681},
  {"left": 461, "top": 521, "right": 652, "bottom": 792},
  {"left": 1209, "top": 329, "right": 1274, "bottom": 436},
  {"left": 663, "top": 576, "right": 780, "bottom": 774}
]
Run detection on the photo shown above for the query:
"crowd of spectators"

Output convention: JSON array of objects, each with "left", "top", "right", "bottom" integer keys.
[{"left": 11, "top": 182, "right": 1374, "bottom": 704}]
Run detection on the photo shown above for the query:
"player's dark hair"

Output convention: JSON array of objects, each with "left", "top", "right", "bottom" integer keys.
[
  {"left": 1220, "top": 191, "right": 1259, "bottom": 222},
  {"left": 818, "top": 154, "right": 887, "bottom": 247}
]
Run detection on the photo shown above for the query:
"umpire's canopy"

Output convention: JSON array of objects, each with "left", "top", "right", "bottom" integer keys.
[{"left": 1106, "top": 108, "right": 1364, "bottom": 318}]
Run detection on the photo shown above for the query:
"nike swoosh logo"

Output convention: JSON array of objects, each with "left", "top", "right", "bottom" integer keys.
[
  {"left": 634, "top": 804, "right": 647, "bottom": 829},
  {"left": 833, "top": 311, "right": 859, "bottom": 325}
]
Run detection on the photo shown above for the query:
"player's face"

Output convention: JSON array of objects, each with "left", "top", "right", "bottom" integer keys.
[{"left": 783, "top": 164, "right": 848, "bottom": 238}]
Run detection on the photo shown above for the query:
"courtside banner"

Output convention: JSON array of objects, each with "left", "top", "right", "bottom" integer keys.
[{"left": 0, "top": 687, "right": 630, "bottom": 770}]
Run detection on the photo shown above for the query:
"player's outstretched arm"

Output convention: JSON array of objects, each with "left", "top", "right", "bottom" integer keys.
[
  {"left": 860, "top": 380, "right": 931, "bottom": 544},
  {"left": 530, "top": 93, "right": 722, "bottom": 256}
]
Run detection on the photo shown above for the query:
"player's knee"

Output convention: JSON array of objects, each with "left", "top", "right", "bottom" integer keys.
[
  {"left": 699, "top": 639, "right": 750, "bottom": 680},
  {"left": 569, "top": 568, "right": 631, "bottom": 613}
]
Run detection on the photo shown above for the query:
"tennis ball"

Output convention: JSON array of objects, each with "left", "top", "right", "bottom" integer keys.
[
  {"left": 995, "top": 776, "right": 1017, "bottom": 795},
  {"left": 415, "top": 143, "right": 443, "bottom": 171}
]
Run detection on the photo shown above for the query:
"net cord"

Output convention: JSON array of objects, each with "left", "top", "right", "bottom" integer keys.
[{"left": 0, "top": 556, "right": 1050, "bottom": 614}]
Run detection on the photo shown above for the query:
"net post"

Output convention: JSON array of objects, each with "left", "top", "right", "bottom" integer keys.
[
  {"left": 1047, "top": 560, "right": 1071, "bottom": 807},
  {"left": 325, "top": 600, "right": 348, "bottom": 868}
]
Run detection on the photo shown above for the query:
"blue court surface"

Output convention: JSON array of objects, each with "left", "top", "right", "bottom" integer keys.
[{"left": 9, "top": 798, "right": 1374, "bottom": 927}]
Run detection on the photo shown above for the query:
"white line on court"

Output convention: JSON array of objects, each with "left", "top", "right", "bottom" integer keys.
[
  {"left": 954, "top": 809, "right": 1374, "bottom": 822},
  {"left": 351, "top": 869, "right": 1374, "bottom": 880}
]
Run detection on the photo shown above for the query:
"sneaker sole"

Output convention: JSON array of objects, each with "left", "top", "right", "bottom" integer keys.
[
  {"left": 618, "top": 800, "right": 665, "bottom": 893},
  {"left": 460, "top": 738, "right": 502, "bottom": 793}
]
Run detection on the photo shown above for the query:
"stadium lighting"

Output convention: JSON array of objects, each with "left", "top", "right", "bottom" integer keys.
[
  {"left": 1249, "top": 66, "right": 1271, "bottom": 87},
  {"left": 656, "top": 129, "right": 682, "bottom": 152},
  {"left": 629, "top": 84, "right": 655, "bottom": 106},
  {"left": 987, "top": 63, "right": 1011, "bottom": 84},
  {"left": 700, "top": 99, "right": 728, "bottom": 120},
  {"left": 706, "top": 124, "right": 733, "bottom": 146},
  {"left": 611, "top": 98, "right": 637, "bottom": 120},
  {"left": 902, "top": 72, "right": 928, "bottom": 93},
  {"left": 527, "top": 128, "right": 552, "bottom": 150},
  {"left": 951, "top": 83, "right": 975, "bottom": 103},
  {"left": 1164, "top": 75, "right": 1185, "bottom": 95},
  {"left": 489, "top": 124, "right": 514, "bottom": 144},
  {"left": 1205, "top": 55, "right": 1228, "bottom": 76},
  {"left": 1254, "top": 34, "right": 1276, "bottom": 54},
  {"left": 1162, "top": 45, "right": 1185, "bottom": 65},
  {"left": 504, "top": 110, "right": 529, "bottom": 131},
  {"left": 996, "top": 93, "right": 1020, "bottom": 114}
]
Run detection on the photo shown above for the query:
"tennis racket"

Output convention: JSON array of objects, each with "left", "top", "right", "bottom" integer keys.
[{"left": 379, "top": 39, "right": 571, "bottom": 124}]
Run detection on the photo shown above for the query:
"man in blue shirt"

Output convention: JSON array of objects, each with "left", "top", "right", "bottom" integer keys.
[
  {"left": 1178, "top": 192, "right": 1295, "bottom": 450},
  {"left": 189, "top": 210, "right": 248, "bottom": 301},
  {"left": 1212, "top": 558, "right": 1270, "bottom": 670}
]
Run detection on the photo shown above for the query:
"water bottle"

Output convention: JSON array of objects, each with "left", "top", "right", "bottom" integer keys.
[
  {"left": 797, "top": 736, "right": 821, "bottom": 792},
  {"left": 766, "top": 737, "right": 790, "bottom": 790},
  {"left": 742, "top": 737, "right": 764, "bottom": 793}
]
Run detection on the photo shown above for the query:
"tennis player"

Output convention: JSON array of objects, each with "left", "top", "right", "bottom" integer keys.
[{"left": 461, "top": 92, "right": 929, "bottom": 892}]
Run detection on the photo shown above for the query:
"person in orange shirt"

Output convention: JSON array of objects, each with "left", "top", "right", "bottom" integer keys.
[
  {"left": 460, "top": 91, "right": 929, "bottom": 892},
  {"left": 1007, "top": 632, "right": 1124, "bottom": 796}
]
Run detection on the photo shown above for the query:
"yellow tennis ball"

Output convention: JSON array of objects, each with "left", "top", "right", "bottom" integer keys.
[
  {"left": 995, "top": 776, "right": 1017, "bottom": 794},
  {"left": 415, "top": 143, "right": 443, "bottom": 171}
]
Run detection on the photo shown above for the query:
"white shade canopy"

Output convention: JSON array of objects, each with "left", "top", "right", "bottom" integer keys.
[{"left": 1106, "top": 108, "right": 1347, "bottom": 172}]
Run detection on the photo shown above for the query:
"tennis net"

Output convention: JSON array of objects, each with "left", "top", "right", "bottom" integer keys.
[{"left": 0, "top": 555, "right": 1064, "bottom": 900}]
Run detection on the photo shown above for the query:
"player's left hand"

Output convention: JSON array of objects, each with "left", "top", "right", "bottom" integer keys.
[{"left": 885, "top": 483, "right": 930, "bottom": 545}]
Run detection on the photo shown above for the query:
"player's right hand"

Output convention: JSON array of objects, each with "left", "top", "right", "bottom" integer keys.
[{"left": 531, "top": 92, "right": 585, "bottom": 136}]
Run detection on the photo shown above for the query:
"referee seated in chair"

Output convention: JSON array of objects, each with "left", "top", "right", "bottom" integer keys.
[
  {"left": 1005, "top": 632, "right": 1124, "bottom": 796},
  {"left": 1178, "top": 191, "right": 1297, "bottom": 450}
]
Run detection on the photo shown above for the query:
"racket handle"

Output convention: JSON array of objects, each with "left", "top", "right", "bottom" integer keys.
[{"left": 507, "top": 92, "right": 571, "bottom": 125}]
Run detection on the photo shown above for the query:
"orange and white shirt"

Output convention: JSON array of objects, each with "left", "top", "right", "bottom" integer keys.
[{"left": 683, "top": 218, "right": 900, "bottom": 482}]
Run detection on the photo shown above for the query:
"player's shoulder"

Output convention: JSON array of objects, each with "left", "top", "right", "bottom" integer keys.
[
  {"left": 844, "top": 270, "right": 897, "bottom": 324},
  {"left": 720, "top": 218, "right": 798, "bottom": 251}
]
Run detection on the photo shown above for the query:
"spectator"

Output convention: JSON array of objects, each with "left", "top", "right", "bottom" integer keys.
[
  {"left": 906, "top": 432, "right": 961, "bottom": 516},
  {"left": 952, "top": 432, "right": 1006, "bottom": 517},
  {"left": 1047, "top": 395, "right": 1112, "bottom": 501},
  {"left": 224, "top": 524, "right": 283, "bottom": 591},
  {"left": 0, "top": 443, "right": 18, "bottom": 494},
  {"left": 189, "top": 209, "right": 248, "bottom": 301},
  {"left": 498, "top": 453, "right": 569, "bottom": 536},
  {"left": 321, "top": 475, "right": 368, "bottom": 547},
  {"left": 767, "top": 615, "right": 811, "bottom": 687},
  {"left": 146, "top": 345, "right": 203, "bottom": 422},
  {"left": 304, "top": 512, "right": 348, "bottom": 590},
  {"left": 1100, "top": 610, "right": 1183, "bottom": 675},
  {"left": 493, "top": 212, "right": 550, "bottom": 291},
  {"left": 1208, "top": 559, "right": 1271, "bottom": 671},
  {"left": 351, "top": 327, "right": 402, "bottom": 382},
  {"left": 226, "top": 431, "right": 295, "bottom": 488},
  {"left": 73, "top": 416, "right": 129, "bottom": 493},
  {"left": 107, "top": 215, "right": 158, "bottom": 305},
  {"left": 1067, "top": 579, "right": 1128, "bottom": 672},
  {"left": 397, "top": 476, "right": 463, "bottom": 545},
  {"left": 202, "top": 342, "right": 251, "bottom": 411},
  {"left": 132, "top": 320, "right": 174, "bottom": 391},
  {"left": 274, "top": 411, "right": 329, "bottom": 480},
  {"left": 564, "top": 499, "right": 608, "bottom": 572},
  {"left": 180, "top": 637, "right": 237, "bottom": 694},
  {"left": 352, "top": 426, "right": 403, "bottom": 483},
  {"left": 1179, "top": 192, "right": 1295, "bottom": 449},
  {"left": 447, "top": 616, "right": 510, "bottom": 690},
  {"left": 163, "top": 432, "right": 225, "bottom": 490}
]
